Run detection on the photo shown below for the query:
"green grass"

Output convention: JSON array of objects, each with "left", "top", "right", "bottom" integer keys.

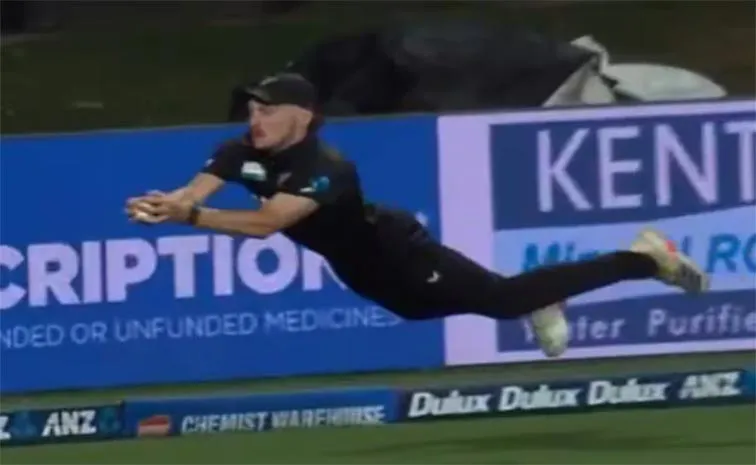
[
  {"left": 2, "top": 1, "right": 753, "bottom": 134},
  {"left": 2, "top": 406, "right": 753, "bottom": 464}
]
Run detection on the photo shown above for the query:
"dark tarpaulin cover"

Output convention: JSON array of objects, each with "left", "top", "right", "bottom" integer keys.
[{"left": 229, "top": 19, "right": 596, "bottom": 120}]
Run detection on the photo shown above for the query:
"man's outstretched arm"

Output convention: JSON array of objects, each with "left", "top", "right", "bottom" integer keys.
[
  {"left": 126, "top": 172, "right": 226, "bottom": 223},
  {"left": 151, "top": 192, "right": 319, "bottom": 238}
]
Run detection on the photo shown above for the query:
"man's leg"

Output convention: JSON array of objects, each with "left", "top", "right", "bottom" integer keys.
[
  {"left": 423, "top": 229, "right": 707, "bottom": 319},
  {"left": 404, "top": 228, "right": 707, "bottom": 357}
]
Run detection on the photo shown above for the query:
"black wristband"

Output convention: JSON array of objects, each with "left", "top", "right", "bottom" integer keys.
[{"left": 187, "top": 204, "right": 201, "bottom": 225}]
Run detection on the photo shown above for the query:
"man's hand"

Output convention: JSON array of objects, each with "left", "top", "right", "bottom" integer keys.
[
  {"left": 125, "top": 191, "right": 171, "bottom": 224},
  {"left": 145, "top": 191, "right": 196, "bottom": 224},
  {"left": 126, "top": 173, "right": 225, "bottom": 225}
]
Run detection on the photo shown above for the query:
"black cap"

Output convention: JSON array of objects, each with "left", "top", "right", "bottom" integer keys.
[{"left": 245, "top": 73, "right": 317, "bottom": 110}]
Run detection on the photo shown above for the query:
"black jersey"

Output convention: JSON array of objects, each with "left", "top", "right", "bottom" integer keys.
[
  {"left": 202, "top": 134, "right": 380, "bottom": 262},
  {"left": 201, "top": 133, "right": 494, "bottom": 320}
]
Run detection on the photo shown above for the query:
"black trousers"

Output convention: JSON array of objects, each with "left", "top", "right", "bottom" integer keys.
[{"left": 336, "top": 209, "right": 658, "bottom": 321}]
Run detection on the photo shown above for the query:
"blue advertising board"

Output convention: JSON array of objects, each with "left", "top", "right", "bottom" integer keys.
[
  {"left": 3, "top": 100, "right": 754, "bottom": 393},
  {"left": 0, "top": 116, "right": 443, "bottom": 393},
  {"left": 0, "top": 404, "right": 122, "bottom": 446},
  {"left": 122, "top": 386, "right": 397, "bottom": 437},
  {"left": 398, "top": 369, "right": 756, "bottom": 421}
]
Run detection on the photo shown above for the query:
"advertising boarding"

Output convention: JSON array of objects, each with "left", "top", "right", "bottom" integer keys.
[
  {"left": 439, "top": 100, "right": 756, "bottom": 365},
  {"left": 0, "top": 116, "right": 443, "bottom": 393}
]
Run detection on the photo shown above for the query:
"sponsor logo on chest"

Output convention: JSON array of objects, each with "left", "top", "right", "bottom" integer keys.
[{"left": 241, "top": 162, "right": 267, "bottom": 181}]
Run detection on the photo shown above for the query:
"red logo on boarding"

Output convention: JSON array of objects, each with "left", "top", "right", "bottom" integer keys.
[{"left": 137, "top": 415, "right": 171, "bottom": 437}]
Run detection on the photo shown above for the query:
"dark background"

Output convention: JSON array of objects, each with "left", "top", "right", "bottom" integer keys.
[{"left": 1, "top": 0, "right": 754, "bottom": 134}]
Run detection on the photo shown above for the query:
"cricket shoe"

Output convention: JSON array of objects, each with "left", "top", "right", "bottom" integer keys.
[
  {"left": 630, "top": 229, "right": 710, "bottom": 294},
  {"left": 529, "top": 302, "right": 568, "bottom": 358}
]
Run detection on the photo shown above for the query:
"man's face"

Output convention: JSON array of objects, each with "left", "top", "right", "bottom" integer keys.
[{"left": 248, "top": 100, "right": 298, "bottom": 150}]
